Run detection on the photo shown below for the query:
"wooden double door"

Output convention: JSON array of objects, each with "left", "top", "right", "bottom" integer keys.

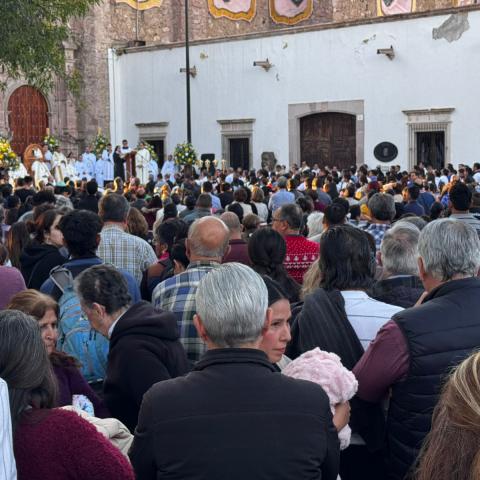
[
  {"left": 8, "top": 86, "right": 49, "bottom": 156},
  {"left": 300, "top": 112, "right": 356, "bottom": 170}
]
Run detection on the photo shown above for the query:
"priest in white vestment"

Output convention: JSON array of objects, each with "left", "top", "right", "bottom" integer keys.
[
  {"left": 161, "top": 154, "right": 176, "bottom": 177},
  {"left": 52, "top": 146, "right": 68, "bottom": 184},
  {"left": 81, "top": 146, "right": 96, "bottom": 180},
  {"left": 32, "top": 157, "right": 52, "bottom": 188},
  {"left": 135, "top": 142, "right": 151, "bottom": 185},
  {"left": 102, "top": 145, "right": 115, "bottom": 184}
]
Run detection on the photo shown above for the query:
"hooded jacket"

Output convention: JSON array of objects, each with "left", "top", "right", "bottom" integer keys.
[
  {"left": 103, "top": 301, "right": 189, "bottom": 432},
  {"left": 20, "top": 242, "right": 66, "bottom": 290}
]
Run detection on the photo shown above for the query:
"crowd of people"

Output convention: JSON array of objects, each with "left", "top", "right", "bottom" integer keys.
[{"left": 1, "top": 155, "right": 480, "bottom": 479}]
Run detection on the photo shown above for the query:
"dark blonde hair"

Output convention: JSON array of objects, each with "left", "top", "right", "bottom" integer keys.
[
  {"left": 416, "top": 351, "right": 480, "bottom": 480},
  {"left": 8, "top": 289, "right": 59, "bottom": 320}
]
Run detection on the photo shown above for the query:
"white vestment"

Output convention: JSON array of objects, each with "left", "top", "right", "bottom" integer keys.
[
  {"left": 161, "top": 159, "right": 176, "bottom": 177},
  {"left": 75, "top": 160, "right": 91, "bottom": 180},
  {"left": 148, "top": 159, "right": 159, "bottom": 180},
  {"left": 101, "top": 150, "right": 115, "bottom": 182},
  {"left": 32, "top": 160, "right": 51, "bottom": 187},
  {"left": 82, "top": 152, "right": 96, "bottom": 179},
  {"left": 52, "top": 152, "right": 68, "bottom": 183},
  {"left": 135, "top": 148, "right": 151, "bottom": 185},
  {"left": 9, "top": 162, "right": 27, "bottom": 185},
  {"left": 43, "top": 150, "right": 53, "bottom": 171}
]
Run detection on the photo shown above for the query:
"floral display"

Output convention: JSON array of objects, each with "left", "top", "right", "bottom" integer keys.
[
  {"left": 0, "top": 138, "right": 20, "bottom": 170},
  {"left": 43, "top": 134, "right": 59, "bottom": 151},
  {"left": 174, "top": 142, "right": 197, "bottom": 166},
  {"left": 92, "top": 132, "right": 110, "bottom": 157}
]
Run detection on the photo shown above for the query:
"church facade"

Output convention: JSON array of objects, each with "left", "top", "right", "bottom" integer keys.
[{"left": 1, "top": 0, "right": 478, "bottom": 170}]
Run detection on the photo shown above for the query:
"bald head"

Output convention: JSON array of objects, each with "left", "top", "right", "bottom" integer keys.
[{"left": 188, "top": 216, "right": 230, "bottom": 261}]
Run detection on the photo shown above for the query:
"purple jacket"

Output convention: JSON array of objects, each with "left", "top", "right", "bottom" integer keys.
[{"left": 53, "top": 363, "right": 110, "bottom": 418}]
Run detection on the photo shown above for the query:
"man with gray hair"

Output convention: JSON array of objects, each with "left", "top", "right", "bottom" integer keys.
[
  {"left": 152, "top": 216, "right": 230, "bottom": 363},
  {"left": 97, "top": 193, "right": 157, "bottom": 283},
  {"left": 131, "top": 263, "right": 340, "bottom": 479},
  {"left": 369, "top": 222, "right": 424, "bottom": 308},
  {"left": 364, "top": 193, "right": 396, "bottom": 250},
  {"left": 354, "top": 218, "right": 480, "bottom": 480},
  {"left": 220, "top": 211, "right": 251, "bottom": 265}
]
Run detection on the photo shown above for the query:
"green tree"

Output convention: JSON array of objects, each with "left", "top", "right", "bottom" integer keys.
[{"left": 1, "top": 0, "right": 100, "bottom": 92}]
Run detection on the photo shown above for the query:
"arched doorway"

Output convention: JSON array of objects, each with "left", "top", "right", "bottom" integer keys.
[
  {"left": 300, "top": 112, "right": 356, "bottom": 170},
  {"left": 8, "top": 86, "right": 49, "bottom": 156}
]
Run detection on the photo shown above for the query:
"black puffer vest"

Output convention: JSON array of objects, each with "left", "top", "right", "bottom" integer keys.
[{"left": 387, "top": 277, "right": 480, "bottom": 479}]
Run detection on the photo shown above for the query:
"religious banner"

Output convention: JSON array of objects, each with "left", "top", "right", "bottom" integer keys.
[
  {"left": 377, "top": 0, "right": 416, "bottom": 16},
  {"left": 208, "top": 0, "right": 256, "bottom": 21},
  {"left": 115, "top": 0, "right": 163, "bottom": 10},
  {"left": 269, "top": 0, "right": 313, "bottom": 25}
]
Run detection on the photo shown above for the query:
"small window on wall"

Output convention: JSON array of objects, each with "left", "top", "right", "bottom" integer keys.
[{"left": 201, "top": 153, "right": 215, "bottom": 175}]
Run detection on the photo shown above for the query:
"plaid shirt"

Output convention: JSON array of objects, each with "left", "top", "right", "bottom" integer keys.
[
  {"left": 364, "top": 223, "right": 391, "bottom": 251},
  {"left": 152, "top": 261, "right": 220, "bottom": 363},
  {"left": 97, "top": 224, "right": 157, "bottom": 284}
]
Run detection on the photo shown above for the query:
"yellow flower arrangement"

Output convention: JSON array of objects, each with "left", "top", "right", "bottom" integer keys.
[{"left": 0, "top": 138, "right": 20, "bottom": 170}]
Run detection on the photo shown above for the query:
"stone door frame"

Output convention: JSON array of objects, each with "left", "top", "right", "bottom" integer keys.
[
  {"left": 135, "top": 121, "right": 169, "bottom": 157},
  {"left": 217, "top": 118, "right": 255, "bottom": 169},
  {"left": 288, "top": 100, "right": 364, "bottom": 168},
  {"left": 402, "top": 108, "right": 454, "bottom": 170}
]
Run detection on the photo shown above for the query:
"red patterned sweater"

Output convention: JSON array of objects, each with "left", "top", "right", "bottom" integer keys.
[{"left": 284, "top": 234, "right": 319, "bottom": 284}]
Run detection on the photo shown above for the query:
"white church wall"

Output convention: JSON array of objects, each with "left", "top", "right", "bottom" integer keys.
[{"left": 109, "top": 10, "right": 480, "bottom": 170}]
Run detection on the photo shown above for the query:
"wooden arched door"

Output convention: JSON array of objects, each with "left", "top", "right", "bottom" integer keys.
[
  {"left": 300, "top": 112, "right": 356, "bottom": 170},
  {"left": 8, "top": 86, "right": 49, "bottom": 156}
]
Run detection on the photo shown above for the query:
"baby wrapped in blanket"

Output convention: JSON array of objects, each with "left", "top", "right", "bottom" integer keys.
[{"left": 283, "top": 347, "right": 358, "bottom": 449}]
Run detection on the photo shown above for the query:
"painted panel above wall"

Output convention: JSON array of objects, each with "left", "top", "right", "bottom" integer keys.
[
  {"left": 377, "top": 0, "right": 416, "bottom": 16},
  {"left": 114, "top": 0, "right": 163, "bottom": 10},
  {"left": 208, "top": 0, "right": 257, "bottom": 21},
  {"left": 269, "top": 0, "right": 314, "bottom": 25}
]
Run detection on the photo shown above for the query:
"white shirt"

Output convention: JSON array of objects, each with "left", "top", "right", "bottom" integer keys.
[
  {"left": 108, "top": 310, "right": 127, "bottom": 339},
  {"left": 135, "top": 148, "right": 152, "bottom": 185},
  {"left": 341, "top": 290, "right": 403, "bottom": 350},
  {"left": 0, "top": 378, "right": 17, "bottom": 480},
  {"left": 473, "top": 172, "right": 480, "bottom": 184}
]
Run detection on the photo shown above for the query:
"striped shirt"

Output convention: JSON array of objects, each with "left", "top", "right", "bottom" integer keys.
[
  {"left": 449, "top": 213, "right": 480, "bottom": 237},
  {"left": 0, "top": 378, "right": 16, "bottom": 480}
]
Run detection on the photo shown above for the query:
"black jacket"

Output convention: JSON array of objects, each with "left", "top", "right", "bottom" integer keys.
[
  {"left": 388, "top": 277, "right": 480, "bottom": 479},
  {"left": 129, "top": 348, "right": 340, "bottom": 480},
  {"left": 77, "top": 194, "right": 99, "bottom": 213},
  {"left": 369, "top": 275, "right": 424, "bottom": 308},
  {"left": 103, "top": 301, "right": 189, "bottom": 432},
  {"left": 20, "top": 243, "right": 66, "bottom": 290}
]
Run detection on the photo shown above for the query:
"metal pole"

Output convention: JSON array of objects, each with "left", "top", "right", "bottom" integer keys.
[{"left": 185, "top": 0, "right": 192, "bottom": 143}]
